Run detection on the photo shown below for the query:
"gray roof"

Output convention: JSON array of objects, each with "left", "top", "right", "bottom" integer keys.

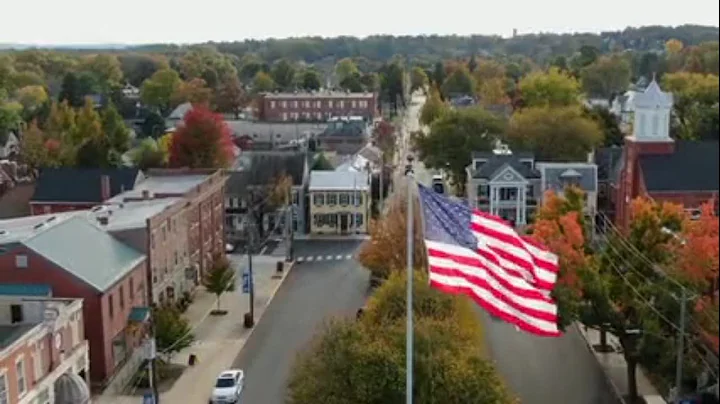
[
  {"left": 536, "top": 163, "right": 598, "bottom": 193},
  {"left": 111, "top": 174, "right": 208, "bottom": 201},
  {"left": 227, "top": 120, "right": 327, "bottom": 144},
  {"left": 23, "top": 215, "right": 146, "bottom": 292},
  {"left": 309, "top": 171, "right": 369, "bottom": 191},
  {"left": 639, "top": 140, "right": 719, "bottom": 192},
  {"left": 227, "top": 152, "right": 307, "bottom": 196},
  {"left": 470, "top": 153, "right": 540, "bottom": 180},
  {"left": 167, "top": 102, "right": 193, "bottom": 120},
  {"left": 263, "top": 91, "right": 374, "bottom": 99},
  {"left": 0, "top": 324, "right": 37, "bottom": 350},
  {"left": 633, "top": 80, "right": 673, "bottom": 109}
]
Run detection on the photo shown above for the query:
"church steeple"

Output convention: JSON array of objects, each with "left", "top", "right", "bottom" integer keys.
[{"left": 631, "top": 77, "right": 673, "bottom": 142}]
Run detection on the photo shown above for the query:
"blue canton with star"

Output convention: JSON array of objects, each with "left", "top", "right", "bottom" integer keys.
[{"left": 417, "top": 184, "right": 477, "bottom": 250}]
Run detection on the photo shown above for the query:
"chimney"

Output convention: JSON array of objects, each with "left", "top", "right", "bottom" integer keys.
[
  {"left": 100, "top": 175, "right": 111, "bottom": 201},
  {"left": 141, "top": 190, "right": 150, "bottom": 200}
]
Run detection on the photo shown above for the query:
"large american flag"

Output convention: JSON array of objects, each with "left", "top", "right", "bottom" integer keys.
[{"left": 418, "top": 184, "right": 561, "bottom": 337}]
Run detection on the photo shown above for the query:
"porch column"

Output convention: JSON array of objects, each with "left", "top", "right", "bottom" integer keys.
[
  {"left": 515, "top": 186, "right": 522, "bottom": 226},
  {"left": 490, "top": 186, "right": 497, "bottom": 215},
  {"left": 519, "top": 185, "right": 526, "bottom": 226}
]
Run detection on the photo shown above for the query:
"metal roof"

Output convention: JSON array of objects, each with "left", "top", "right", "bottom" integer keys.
[{"left": 309, "top": 170, "right": 369, "bottom": 191}]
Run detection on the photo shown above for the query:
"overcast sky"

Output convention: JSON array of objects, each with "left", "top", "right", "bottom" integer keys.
[{"left": 3, "top": 0, "right": 719, "bottom": 45}]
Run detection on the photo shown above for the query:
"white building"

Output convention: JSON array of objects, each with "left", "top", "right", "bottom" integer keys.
[{"left": 308, "top": 171, "right": 371, "bottom": 235}]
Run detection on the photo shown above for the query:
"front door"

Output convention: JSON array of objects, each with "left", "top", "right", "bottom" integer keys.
[{"left": 340, "top": 213, "right": 349, "bottom": 233}]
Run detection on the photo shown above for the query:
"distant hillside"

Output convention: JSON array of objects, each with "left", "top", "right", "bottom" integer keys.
[
  {"left": 0, "top": 43, "right": 130, "bottom": 50},
  {"left": 1, "top": 25, "right": 718, "bottom": 65}
]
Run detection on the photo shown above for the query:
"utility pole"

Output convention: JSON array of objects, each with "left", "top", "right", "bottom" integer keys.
[
  {"left": 405, "top": 155, "right": 415, "bottom": 404},
  {"left": 285, "top": 187, "right": 293, "bottom": 262},
  {"left": 674, "top": 288, "right": 688, "bottom": 403},
  {"left": 148, "top": 319, "right": 159, "bottom": 403}
]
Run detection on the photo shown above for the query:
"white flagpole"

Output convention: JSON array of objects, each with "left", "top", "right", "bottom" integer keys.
[{"left": 406, "top": 155, "right": 414, "bottom": 404}]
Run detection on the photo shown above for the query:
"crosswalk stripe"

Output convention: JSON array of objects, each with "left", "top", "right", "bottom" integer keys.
[
  {"left": 297, "top": 257, "right": 305, "bottom": 262},
  {"left": 345, "top": 254, "right": 352, "bottom": 260},
  {"left": 306, "top": 256, "right": 314, "bottom": 261},
  {"left": 335, "top": 255, "right": 343, "bottom": 260},
  {"left": 316, "top": 256, "right": 323, "bottom": 261},
  {"left": 325, "top": 255, "right": 333, "bottom": 260}
]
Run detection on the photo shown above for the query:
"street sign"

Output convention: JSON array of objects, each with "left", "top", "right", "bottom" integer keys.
[
  {"left": 142, "top": 393, "right": 155, "bottom": 404},
  {"left": 242, "top": 269, "right": 253, "bottom": 294}
]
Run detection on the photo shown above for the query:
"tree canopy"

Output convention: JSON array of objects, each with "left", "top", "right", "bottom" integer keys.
[
  {"left": 169, "top": 105, "right": 234, "bottom": 168},
  {"left": 287, "top": 271, "right": 516, "bottom": 404}
]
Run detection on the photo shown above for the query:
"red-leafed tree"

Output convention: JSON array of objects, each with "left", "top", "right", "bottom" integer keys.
[
  {"left": 527, "top": 186, "right": 590, "bottom": 328},
  {"left": 169, "top": 105, "right": 234, "bottom": 169}
]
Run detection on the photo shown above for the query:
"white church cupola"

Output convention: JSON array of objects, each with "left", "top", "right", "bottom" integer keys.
[{"left": 631, "top": 77, "right": 673, "bottom": 142}]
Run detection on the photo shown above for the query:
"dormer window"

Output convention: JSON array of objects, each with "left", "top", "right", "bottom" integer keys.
[
  {"left": 519, "top": 159, "right": 533, "bottom": 170},
  {"left": 559, "top": 169, "right": 582, "bottom": 188},
  {"left": 474, "top": 160, "right": 487, "bottom": 171}
]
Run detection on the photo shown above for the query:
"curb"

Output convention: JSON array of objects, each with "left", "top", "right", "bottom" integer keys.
[
  {"left": 240, "top": 259, "right": 296, "bottom": 338},
  {"left": 573, "top": 322, "right": 627, "bottom": 404}
]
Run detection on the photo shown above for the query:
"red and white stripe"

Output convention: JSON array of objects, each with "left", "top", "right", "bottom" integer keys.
[{"left": 426, "top": 209, "right": 561, "bottom": 337}]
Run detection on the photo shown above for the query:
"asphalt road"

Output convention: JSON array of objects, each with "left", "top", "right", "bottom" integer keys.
[
  {"left": 478, "top": 309, "right": 620, "bottom": 404},
  {"left": 231, "top": 240, "right": 370, "bottom": 404}
]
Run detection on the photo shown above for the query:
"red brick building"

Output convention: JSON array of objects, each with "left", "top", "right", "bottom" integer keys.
[
  {"left": 90, "top": 168, "right": 227, "bottom": 304},
  {"left": 258, "top": 92, "right": 378, "bottom": 122},
  {"left": 0, "top": 213, "right": 149, "bottom": 387},
  {"left": 0, "top": 293, "right": 90, "bottom": 404},
  {"left": 611, "top": 80, "right": 719, "bottom": 230},
  {"left": 29, "top": 168, "right": 142, "bottom": 215}
]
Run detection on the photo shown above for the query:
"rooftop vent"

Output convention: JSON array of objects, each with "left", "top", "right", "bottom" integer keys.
[
  {"left": 33, "top": 223, "right": 45, "bottom": 230},
  {"left": 46, "top": 216, "right": 57, "bottom": 223}
]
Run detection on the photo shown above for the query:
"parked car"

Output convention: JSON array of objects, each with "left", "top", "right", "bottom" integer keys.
[{"left": 210, "top": 369, "right": 244, "bottom": 404}]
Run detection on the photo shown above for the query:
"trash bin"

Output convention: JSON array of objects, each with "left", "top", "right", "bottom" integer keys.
[
  {"left": 188, "top": 354, "right": 197, "bottom": 366},
  {"left": 276, "top": 261, "right": 284, "bottom": 273}
]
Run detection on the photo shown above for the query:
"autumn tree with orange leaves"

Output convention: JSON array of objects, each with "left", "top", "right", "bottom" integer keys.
[
  {"left": 356, "top": 186, "right": 427, "bottom": 280},
  {"left": 527, "top": 186, "right": 591, "bottom": 329},
  {"left": 169, "top": 105, "right": 235, "bottom": 169}
]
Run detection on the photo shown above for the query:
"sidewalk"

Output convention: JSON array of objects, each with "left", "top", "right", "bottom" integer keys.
[
  {"left": 95, "top": 255, "right": 295, "bottom": 404},
  {"left": 576, "top": 323, "right": 667, "bottom": 403}
]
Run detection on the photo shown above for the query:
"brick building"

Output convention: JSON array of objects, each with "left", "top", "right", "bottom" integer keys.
[
  {"left": 0, "top": 213, "right": 149, "bottom": 387},
  {"left": 89, "top": 168, "right": 228, "bottom": 304},
  {"left": 29, "top": 168, "right": 142, "bottom": 216},
  {"left": 0, "top": 291, "right": 89, "bottom": 404},
  {"left": 611, "top": 80, "right": 719, "bottom": 229},
  {"left": 258, "top": 92, "right": 377, "bottom": 122}
]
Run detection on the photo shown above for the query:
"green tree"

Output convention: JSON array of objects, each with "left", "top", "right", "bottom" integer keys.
[
  {"left": 118, "top": 53, "right": 169, "bottom": 86},
  {"left": 506, "top": 106, "right": 603, "bottom": 161},
  {"left": 15, "top": 85, "right": 49, "bottom": 116},
  {"left": 72, "top": 98, "right": 103, "bottom": 145},
  {"left": 202, "top": 255, "right": 236, "bottom": 312},
  {"left": 419, "top": 86, "right": 447, "bottom": 126},
  {"left": 140, "top": 68, "right": 182, "bottom": 113},
  {"left": 130, "top": 137, "right": 167, "bottom": 170},
  {"left": 80, "top": 54, "right": 124, "bottom": 91},
  {"left": 287, "top": 271, "right": 516, "bottom": 404},
  {"left": 378, "top": 62, "right": 405, "bottom": 114},
  {"left": 584, "top": 105, "right": 624, "bottom": 147},
  {"left": 11, "top": 71, "right": 44, "bottom": 89},
  {"left": 410, "top": 66, "right": 428, "bottom": 93},
  {"left": 580, "top": 55, "right": 632, "bottom": 99},
  {"left": 414, "top": 107, "right": 504, "bottom": 191},
  {"left": 299, "top": 69, "right": 322, "bottom": 91},
  {"left": 0, "top": 101, "right": 23, "bottom": 140},
  {"left": 270, "top": 59, "right": 296, "bottom": 91},
  {"left": 340, "top": 72, "right": 364, "bottom": 92},
  {"left": 214, "top": 76, "right": 246, "bottom": 118},
  {"left": 311, "top": 153, "right": 334, "bottom": 170},
  {"left": 170, "top": 78, "right": 213, "bottom": 107},
  {"left": 441, "top": 65, "right": 476, "bottom": 97},
  {"left": 252, "top": 71, "right": 276, "bottom": 93},
  {"left": 335, "top": 58, "right": 360, "bottom": 82},
  {"left": 19, "top": 121, "right": 47, "bottom": 168},
  {"left": 518, "top": 67, "right": 581, "bottom": 108},
  {"left": 101, "top": 102, "right": 131, "bottom": 153},
  {"left": 661, "top": 72, "right": 719, "bottom": 140},
  {"left": 59, "top": 72, "right": 100, "bottom": 108},
  {"left": 431, "top": 61, "right": 446, "bottom": 88},
  {"left": 153, "top": 305, "right": 194, "bottom": 355}
]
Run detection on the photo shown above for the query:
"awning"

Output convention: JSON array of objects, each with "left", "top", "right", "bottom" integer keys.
[
  {"left": 54, "top": 372, "right": 90, "bottom": 404},
  {"left": 129, "top": 307, "right": 151, "bottom": 323}
]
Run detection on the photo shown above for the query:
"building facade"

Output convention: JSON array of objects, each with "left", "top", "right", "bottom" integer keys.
[
  {"left": 466, "top": 151, "right": 598, "bottom": 227},
  {"left": 97, "top": 169, "right": 228, "bottom": 303},
  {"left": 308, "top": 171, "right": 370, "bottom": 235},
  {"left": 0, "top": 213, "right": 149, "bottom": 387},
  {"left": 614, "top": 80, "right": 719, "bottom": 230},
  {"left": 0, "top": 293, "right": 89, "bottom": 404},
  {"left": 29, "top": 168, "right": 142, "bottom": 216},
  {"left": 258, "top": 92, "right": 377, "bottom": 122}
]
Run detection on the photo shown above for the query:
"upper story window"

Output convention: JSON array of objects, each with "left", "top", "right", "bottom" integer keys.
[
  {"left": 339, "top": 100, "right": 345, "bottom": 108},
  {"left": 16, "top": 358, "right": 26, "bottom": 396},
  {"left": 119, "top": 286, "right": 125, "bottom": 309},
  {"left": 314, "top": 193, "right": 325, "bottom": 206},
  {"left": 351, "top": 100, "right": 357, "bottom": 108},
  {"left": 328, "top": 100, "right": 334, "bottom": 108},
  {"left": 0, "top": 373, "right": 7, "bottom": 404},
  {"left": 270, "top": 101, "right": 276, "bottom": 109},
  {"left": 281, "top": 101, "right": 287, "bottom": 108},
  {"left": 499, "top": 188, "right": 518, "bottom": 201},
  {"left": 473, "top": 160, "right": 486, "bottom": 171},
  {"left": 526, "top": 185, "right": 535, "bottom": 199},
  {"left": 15, "top": 254, "right": 28, "bottom": 268},
  {"left": 292, "top": 100, "right": 298, "bottom": 108},
  {"left": 477, "top": 185, "right": 489, "bottom": 198},
  {"left": 327, "top": 193, "right": 337, "bottom": 206},
  {"left": 108, "top": 293, "right": 114, "bottom": 318},
  {"left": 292, "top": 191, "right": 299, "bottom": 206},
  {"left": 339, "top": 193, "right": 350, "bottom": 206},
  {"left": 354, "top": 192, "right": 362, "bottom": 206},
  {"left": 315, "top": 100, "right": 321, "bottom": 108}
]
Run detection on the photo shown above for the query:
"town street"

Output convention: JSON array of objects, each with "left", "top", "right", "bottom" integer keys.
[
  {"left": 230, "top": 240, "right": 369, "bottom": 404},
  {"left": 404, "top": 93, "right": 619, "bottom": 404}
]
